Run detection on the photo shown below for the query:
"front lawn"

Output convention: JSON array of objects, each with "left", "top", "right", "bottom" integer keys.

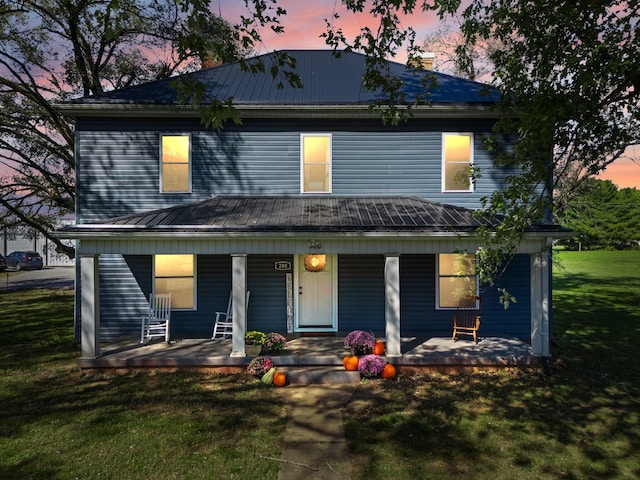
[
  {"left": 343, "top": 250, "right": 640, "bottom": 480},
  {"left": 0, "top": 289, "right": 286, "bottom": 480},
  {"left": 2, "top": 251, "right": 639, "bottom": 479}
]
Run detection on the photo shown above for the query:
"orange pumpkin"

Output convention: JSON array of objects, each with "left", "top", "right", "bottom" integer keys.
[
  {"left": 273, "top": 371, "right": 287, "bottom": 387},
  {"left": 381, "top": 363, "right": 396, "bottom": 379},
  {"left": 372, "top": 341, "right": 385, "bottom": 356},
  {"left": 343, "top": 355, "right": 359, "bottom": 371}
]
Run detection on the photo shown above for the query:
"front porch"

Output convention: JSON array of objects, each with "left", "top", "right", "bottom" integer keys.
[{"left": 79, "top": 335, "right": 536, "bottom": 370}]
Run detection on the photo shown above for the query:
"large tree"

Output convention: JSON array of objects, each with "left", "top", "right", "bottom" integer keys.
[
  {"left": 0, "top": 0, "right": 243, "bottom": 257},
  {"left": 293, "top": 0, "right": 639, "bottom": 292},
  {"left": 3, "top": 0, "right": 638, "bottom": 287},
  {"left": 559, "top": 178, "right": 640, "bottom": 250}
]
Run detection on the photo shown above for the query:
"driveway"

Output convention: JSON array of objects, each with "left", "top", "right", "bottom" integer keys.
[{"left": 0, "top": 267, "right": 75, "bottom": 291}]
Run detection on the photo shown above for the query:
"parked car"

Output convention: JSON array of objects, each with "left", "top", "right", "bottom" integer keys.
[
  {"left": 5, "top": 251, "right": 43, "bottom": 271},
  {"left": 0, "top": 254, "right": 6, "bottom": 272}
]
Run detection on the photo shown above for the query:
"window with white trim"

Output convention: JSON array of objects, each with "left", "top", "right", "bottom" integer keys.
[
  {"left": 155, "top": 254, "right": 195, "bottom": 309},
  {"left": 161, "top": 134, "right": 191, "bottom": 192},
  {"left": 437, "top": 253, "right": 478, "bottom": 308},
  {"left": 301, "top": 134, "right": 332, "bottom": 193},
  {"left": 442, "top": 133, "right": 473, "bottom": 192}
]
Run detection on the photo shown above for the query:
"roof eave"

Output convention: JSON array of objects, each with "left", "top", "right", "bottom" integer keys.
[
  {"left": 55, "top": 103, "right": 500, "bottom": 120},
  {"left": 54, "top": 228, "right": 478, "bottom": 241},
  {"left": 53, "top": 227, "right": 570, "bottom": 241}
]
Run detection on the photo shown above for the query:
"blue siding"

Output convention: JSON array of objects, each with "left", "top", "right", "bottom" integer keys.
[
  {"left": 337, "top": 255, "right": 385, "bottom": 335},
  {"left": 75, "top": 111, "right": 540, "bottom": 345},
  {"left": 94, "top": 252, "right": 531, "bottom": 341},
  {"left": 97, "top": 255, "right": 232, "bottom": 340},
  {"left": 479, "top": 254, "right": 531, "bottom": 338},
  {"left": 400, "top": 255, "right": 454, "bottom": 336},
  {"left": 247, "top": 255, "right": 292, "bottom": 333},
  {"left": 96, "top": 254, "right": 292, "bottom": 339},
  {"left": 399, "top": 254, "right": 531, "bottom": 339},
  {"left": 172, "top": 255, "right": 231, "bottom": 339},
  {"left": 99, "top": 255, "right": 149, "bottom": 338},
  {"left": 76, "top": 118, "right": 506, "bottom": 222}
]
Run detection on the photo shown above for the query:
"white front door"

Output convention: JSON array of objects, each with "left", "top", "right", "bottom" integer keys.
[{"left": 296, "top": 254, "right": 337, "bottom": 331}]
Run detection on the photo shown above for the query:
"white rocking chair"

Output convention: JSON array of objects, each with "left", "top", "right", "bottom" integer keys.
[
  {"left": 211, "top": 291, "right": 250, "bottom": 339},
  {"left": 140, "top": 293, "right": 172, "bottom": 343}
]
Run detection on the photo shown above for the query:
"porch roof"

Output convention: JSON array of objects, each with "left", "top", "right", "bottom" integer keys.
[{"left": 59, "top": 196, "right": 568, "bottom": 238}]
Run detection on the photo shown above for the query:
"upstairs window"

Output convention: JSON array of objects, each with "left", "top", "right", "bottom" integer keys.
[
  {"left": 161, "top": 134, "right": 191, "bottom": 192},
  {"left": 437, "top": 253, "right": 478, "bottom": 308},
  {"left": 301, "top": 134, "right": 332, "bottom": 193},
  {"left": 442, "top": 133, "right": 473, "bottom": 192},
  {"left": 155, "top": 254, "right": 195, "bottom": 309}
]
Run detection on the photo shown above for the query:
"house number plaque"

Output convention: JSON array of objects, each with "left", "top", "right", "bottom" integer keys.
[{"left": 274, "top": 261, "right": 292, "bottom": 271}]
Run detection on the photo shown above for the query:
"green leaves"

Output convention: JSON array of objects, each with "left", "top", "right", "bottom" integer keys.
[{"left": 558, "top": 178, "right": 640, "bottom": 250}]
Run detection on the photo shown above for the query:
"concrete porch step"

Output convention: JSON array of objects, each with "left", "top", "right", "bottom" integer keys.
[{"left": 282, "top": 366, "right": 361, "bottom": 385}]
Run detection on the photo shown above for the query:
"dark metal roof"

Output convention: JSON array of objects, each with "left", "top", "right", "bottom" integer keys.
[
  {"left": 63, "top": 50, "right": 500, "bottom": 108},
  {"left": 60, "top": 196, "right": 567, "bottom": 236}
]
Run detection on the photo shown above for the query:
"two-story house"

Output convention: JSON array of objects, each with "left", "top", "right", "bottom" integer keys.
[{"left": 57, "top": 50, "right": 562, "bottom": 362}]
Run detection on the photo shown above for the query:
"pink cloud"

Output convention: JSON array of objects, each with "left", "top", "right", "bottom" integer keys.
[
  {"left": 219, "top": 0, "right": 440, "bottom": 61},
  {"left": 598, "top": 146, "right": 640, "bottom": 189}
]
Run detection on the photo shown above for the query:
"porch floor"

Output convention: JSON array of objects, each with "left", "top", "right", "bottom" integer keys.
[{"left": 80, "top": 335, "right": 536, "bottom": 370}]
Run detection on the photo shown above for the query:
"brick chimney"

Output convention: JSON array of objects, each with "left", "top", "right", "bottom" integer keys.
[{"left": 419, "top": 52, "right": 436, "bottom": 70}]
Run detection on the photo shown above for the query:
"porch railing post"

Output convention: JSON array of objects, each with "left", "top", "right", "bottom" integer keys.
[
  {"left": 385, "top": 254, "right": 401, "bottom": 358},
  {"left": 230, "top": 254, "right": 248, "bottom": 357}
]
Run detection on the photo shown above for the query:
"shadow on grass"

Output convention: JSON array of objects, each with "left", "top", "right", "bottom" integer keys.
[
  {"left": 343, "top": 267, "right": 640, "bottom": 480},
  {"left": 1, "top": 366, "right": 286, "bottom": 479},
  {"left": 0, "top": 289, "right": 286, "bottom": 480},
  {"left": 0, "top": 289, "right": 76, "bottom": 368},
  {"left": 553, "top": 273, "right": 640, "bottom": 379},
  {"left": 345, "top": 366, "right": 639, "bottom": 479}
]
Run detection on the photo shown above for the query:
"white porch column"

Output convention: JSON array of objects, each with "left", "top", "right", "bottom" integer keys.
[
  {"left": 384, "top": 254, "right": 402, "bottom": 358},
  {"left": 530, "top": 250, "right": 550, "bottom": 357},
  {"left": 80, "top": 255, "right": 100, "bottom": 359},
  {"left": 230, "top": 254, "right": 248, "bottom": 357}
]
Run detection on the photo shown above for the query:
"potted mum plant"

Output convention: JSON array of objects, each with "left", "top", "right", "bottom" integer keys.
[
  {"left": 344, "top": 330, "right": 376, "bottom": 356},
  {"left": 357, "top": 354, "right": 387, "bottom": 378},
  {"left": 245, "top": 330, "right": 266, "bottom": 355},
  {"left": 247, "top": 356, "right": 274, "bottom": 377},
  {"left": 264, "top": 332, "right": 287, "bottom": 354}
]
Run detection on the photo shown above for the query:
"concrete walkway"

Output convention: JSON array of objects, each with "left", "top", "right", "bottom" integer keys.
[{"left": 275, "top": 385, "right": 357, "bottom": 480}]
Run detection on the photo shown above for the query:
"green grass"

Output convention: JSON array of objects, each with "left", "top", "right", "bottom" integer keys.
[
  {"left": 0, "top": 289, "right": 286, "bottom": 480},
  {"left": 2, "top": 252, "right": 640, "bottom": 479},
  {"left": 343, "top": 250, "right": 640, "bottom": 480}
]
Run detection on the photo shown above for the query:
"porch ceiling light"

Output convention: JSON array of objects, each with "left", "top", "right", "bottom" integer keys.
[{"left": 304, "top": 254, "right": 326, "bottom": 272}]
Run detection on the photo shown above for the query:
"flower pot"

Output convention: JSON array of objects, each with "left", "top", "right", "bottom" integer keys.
[{"left": 245, "top": 344, "right": 263, "bottom": 356}]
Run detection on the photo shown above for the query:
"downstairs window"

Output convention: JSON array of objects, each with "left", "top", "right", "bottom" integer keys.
[
  {"left": 437, "top": 253, "right": 478, "bottom": 308},
  {"left": 155, "top": 254, "right": 195, "bottom": 309}
]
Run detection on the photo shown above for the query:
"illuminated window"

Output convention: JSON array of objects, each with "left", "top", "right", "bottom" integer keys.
[
  {"left": 155, "top": 254, "right": 195, "bottom": 309},
  {"left": 161, "top": 134, "right": 190, "bottom": 192},
  {"left": 437, "top": 253, "right": 478, "bottom": 308},
  {"left": 301, "top": 134, "right": 331, "bottom": 193},
  {"left": 442, "top": 133, "right": 473, "bottom": 192}
]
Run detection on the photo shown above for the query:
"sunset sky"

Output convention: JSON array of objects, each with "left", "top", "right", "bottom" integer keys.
[{"left": 216, "top": 0, "right": 640, "bottom": 189}]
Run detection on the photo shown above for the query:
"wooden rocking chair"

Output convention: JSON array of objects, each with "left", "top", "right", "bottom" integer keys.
[
  {"left": 140, "top": 293, "right": 172, "bottom": 343},
  {"left": 452, "top": 297, "right": 481, "bottom": 344},
  {"left": 211, "top": 291, "right": 250, "bottom": 339}
]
